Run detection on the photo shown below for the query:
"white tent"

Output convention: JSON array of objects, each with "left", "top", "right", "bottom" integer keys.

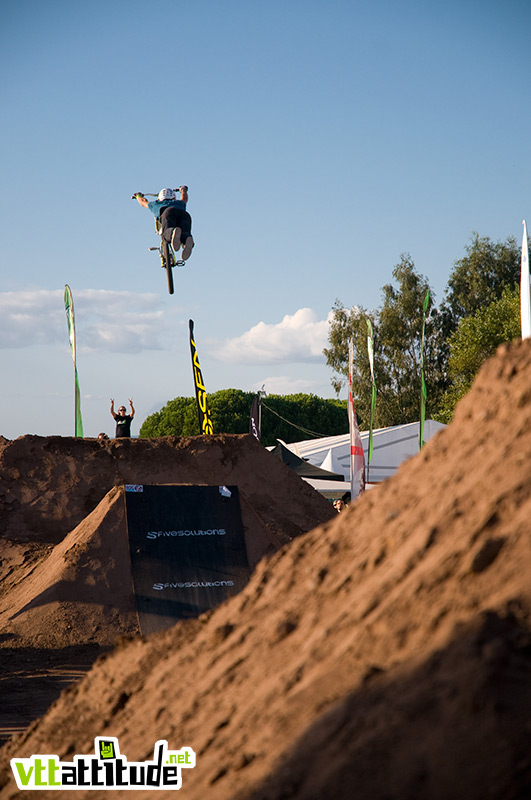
[{"left": 280, "top": 420, "right": 446, "bottom": 487}]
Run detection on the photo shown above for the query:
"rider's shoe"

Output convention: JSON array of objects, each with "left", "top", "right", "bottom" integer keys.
[
  {"left": 171, "top": 227, "right": 182, "bottom": 251},
  {"left": 182, "top": 235, "right": 194, "bottom": 261}
]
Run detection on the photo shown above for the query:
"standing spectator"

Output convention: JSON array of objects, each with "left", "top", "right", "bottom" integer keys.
[{"left": 110, "top": 398, "right": 135, "bottom": 438}]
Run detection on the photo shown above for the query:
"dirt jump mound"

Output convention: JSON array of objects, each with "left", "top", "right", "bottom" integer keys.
[{"left": 0, "top": 433, "right": 335, "bottom": 647}]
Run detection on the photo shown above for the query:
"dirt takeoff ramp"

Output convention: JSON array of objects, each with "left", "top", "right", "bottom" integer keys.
[
  {"left": 0, "top": 486, "right": 139, "bottom": 648},
  {"left": 124, "top": 485, "right": 252, "bottom": 635}
]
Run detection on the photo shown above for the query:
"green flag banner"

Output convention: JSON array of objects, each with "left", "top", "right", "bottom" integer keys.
[
  {"left": 189, "top": 319, "right": 214, "bottom": 435},
  {"left": 64, "top": 284, "right": 84, "bottom": 438},
  {"left": 419, "top": 288, "right": 429, "bottom": 450},
  {"left": 366, "top": 318, "right": 377, "bottom": 470},
  {"left": 521, "top": 220, "right": 531, "bottom": 340},
  {"left": 348, "top": 340, "right": 365, "bottom": 499}
]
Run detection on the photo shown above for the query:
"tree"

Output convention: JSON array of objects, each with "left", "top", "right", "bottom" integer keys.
[
  {"left": 209, "top": 389, "right": 257, "bottom": 436},
  {"left": 323, "top": 300, "right": 369, "bottom": 396},
  {"left": 139, "top": 396, "right": 199, "bottom": 437},
  {"left": 378, "top": 255, "right": 446, "bottom": 423},
  {"left": 442, "top": 233, "right": 520, "bottom": 328},
  {"left": 433, "top": 233, "right": 523, "bottom": 421},
  {"left": 325, "top": 233, "right": 526, "bottom": 427},
  {"left": 139, "top": 389, "right": 348, "bottom": 447},
  {"left": 436, "top": 286, "right": 520, "bottom": 422},
  {"left": 324, "top": 255, "right": 445, "bottom": 427},
  {"left": 260, "top": 393, "right": 347, "bottom": 446}
]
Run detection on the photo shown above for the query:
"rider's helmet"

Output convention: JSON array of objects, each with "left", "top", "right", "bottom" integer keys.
[{"left": 158, "top": 188, "right": 176, "bottom": 201}]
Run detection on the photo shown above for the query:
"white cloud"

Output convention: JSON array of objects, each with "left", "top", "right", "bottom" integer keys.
[
  {"left": 0, "top": 289, "right": 169, "bottom": 353},
  {"left": 211, "top": 308, "right": 332, "bottom": 364}
]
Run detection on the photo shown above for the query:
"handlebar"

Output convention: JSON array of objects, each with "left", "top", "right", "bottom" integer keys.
[{"left": 131, "top": 187, "right": 188, "bottom": 200}]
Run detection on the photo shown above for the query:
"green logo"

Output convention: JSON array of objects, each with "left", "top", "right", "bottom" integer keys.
[
  {"left": 99, "top": 741, "right": 115, "bottom": 760},
  {"left": 11, "top": 738, "right": 196, "bottom": 790}
]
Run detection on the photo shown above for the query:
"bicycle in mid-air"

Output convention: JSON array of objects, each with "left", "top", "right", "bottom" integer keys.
[{"left": 131, "top": 190, "right": 186, "bottom": 295}]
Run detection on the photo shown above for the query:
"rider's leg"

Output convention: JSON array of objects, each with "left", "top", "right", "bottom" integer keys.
[
  {"left": 160, "top": 207, "right": 193, "bottom": 259},
  {"left": 159, "top": 207, "right": 173, "bottom": 235},
  {"left": 178, "top": 211, "right": 192, "bottom": 241},
  {"left": 159, "top": 208, "right": 181, "bottom": 250},
  {"left": 170, "top": 228, "right": 182, "bottom": 251},
  {"left": 178, "top": 210, "right": 194, "bottom": 260},
  {"left": 181, "top": 234, "right": 194, "bottom": 260}
]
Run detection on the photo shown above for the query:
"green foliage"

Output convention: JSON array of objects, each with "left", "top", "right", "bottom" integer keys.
[
  {"left": 208, "top": 389, "right": 257, "bottom": 435},
  {"left": 325, "top": 233, "right": 527, "bottom": 428},
  {"left": 139, "top": 396, "right": 199, "bottom": 437},
  {"left": 324, "top": 255, "right": 446, "bottom": 427},
  {"left": 260, "top": 393, "right": 347, "bottom": 446},
  {"left": 323, "top": 301, "right": 368, "bottom": 395},
  {"left": 378, "top": 256, "right": 447, "bottom": 423},
  {"left": 436, "top": 286, "right": 520, "bottom": 422},
  {"left": 442, "top": 233, "right": 520, "bottom": 326},
  {"left": 139, "top": 389, "right": 348, "bottom": 447}
]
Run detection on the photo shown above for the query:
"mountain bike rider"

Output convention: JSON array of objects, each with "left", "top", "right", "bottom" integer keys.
[{"left": 134, "top": 186, "right": 194, "bottom": 261}]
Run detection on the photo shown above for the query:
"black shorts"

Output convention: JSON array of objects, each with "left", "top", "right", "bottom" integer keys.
[{"left": 159, "top": 206, "right": 192, "bottom": 242}]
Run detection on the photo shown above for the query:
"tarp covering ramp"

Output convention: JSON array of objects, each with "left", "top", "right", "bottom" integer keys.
[{"left": 124, "top": 484, "right": 252, "bottom": 636}]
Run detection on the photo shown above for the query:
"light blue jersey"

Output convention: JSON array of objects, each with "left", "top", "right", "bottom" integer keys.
[{"left": 148, "top": 199, "right": 186, "bottom": 219}]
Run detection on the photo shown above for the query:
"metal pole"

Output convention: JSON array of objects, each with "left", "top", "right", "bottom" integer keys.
[{"left": 258, "top": 385, "right": 266, "bottom": 441}]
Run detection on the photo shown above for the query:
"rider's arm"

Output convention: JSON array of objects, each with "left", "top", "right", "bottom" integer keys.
[
  {"left": 110, "top": 399, "right": 117, "bottom": 419},
  {"left": 135, "top": 194, "right": 149, "bottom": 208},
  {"left": 179, "top": 186, "right": 188, "bottom": 204},
  {"left": 129, "top": 398, "right": 135, "bottom": 419}
]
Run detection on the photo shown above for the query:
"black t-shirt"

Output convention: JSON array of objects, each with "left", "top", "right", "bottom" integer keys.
[{"left": 115, "top": 414, "right": 132, "bottom": 437}]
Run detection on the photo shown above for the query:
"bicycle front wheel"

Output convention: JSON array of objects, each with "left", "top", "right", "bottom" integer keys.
[{"left": 162, "top": 240, "right": 174, "bottom": 295}]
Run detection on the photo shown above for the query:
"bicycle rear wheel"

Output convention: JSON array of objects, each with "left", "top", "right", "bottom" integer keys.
[{"left": 162, "top": 240, "right": 174, "bottom": 295}]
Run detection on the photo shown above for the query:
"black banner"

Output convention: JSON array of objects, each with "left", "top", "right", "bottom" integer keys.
[
  {"left": 189, "top": 319, "right": 213, "bottom": 435},
  {"left": 124, "top": 484, "right": 251, "bottom": 635}
]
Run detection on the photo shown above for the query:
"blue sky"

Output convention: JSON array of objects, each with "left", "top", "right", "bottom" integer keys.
[{"left": 1, "top": 0, "right": 530, "bottom": 438}]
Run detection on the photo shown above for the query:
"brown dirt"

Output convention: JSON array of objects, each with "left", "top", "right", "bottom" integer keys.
[
  {"left": 0, "top": 434, "right": 334, "bottom": 646},
  {"left": 1, "top": 340, "right": 531, "bottom": 799},
  {"left": 0, "top": 433, "right": 333, "bottom": 750}
]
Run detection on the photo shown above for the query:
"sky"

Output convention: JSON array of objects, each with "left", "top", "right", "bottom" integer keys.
[{"left": 1, "top": 0, "right": 530, "bottom": 439}]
